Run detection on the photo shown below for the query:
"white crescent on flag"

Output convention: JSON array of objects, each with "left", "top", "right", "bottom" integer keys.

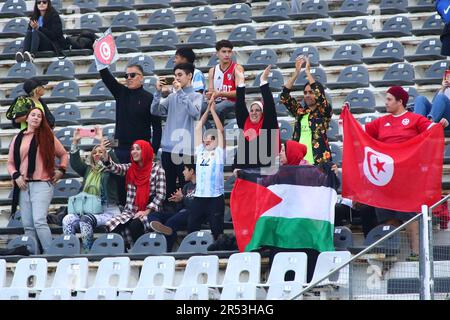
[{"left": 363, "top": 146, "right": 394, "bottom": 186}]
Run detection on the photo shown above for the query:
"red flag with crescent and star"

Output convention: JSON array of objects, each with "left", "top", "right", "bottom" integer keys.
[{"left": 340, "top": 106, "right": 444, "bottom": 212}]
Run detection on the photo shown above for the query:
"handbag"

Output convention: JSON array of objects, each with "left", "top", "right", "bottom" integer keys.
[
  {"left": 6, "top": 96, "right": 34, "bottom": 121},
  {"left": 68, "top": 185, "right": 102, "bottom": 216}
]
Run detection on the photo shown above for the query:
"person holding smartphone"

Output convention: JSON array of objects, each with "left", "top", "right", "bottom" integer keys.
[
  {"left": 414, "top": 69, "right": 450, "bottom": 127},
  {"left": 15, "top": 0, "right": 67, "bottom": 62}
]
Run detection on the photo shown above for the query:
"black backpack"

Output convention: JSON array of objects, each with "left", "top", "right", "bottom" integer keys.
[{"left": 66, "top": 31, "right": 97, "bottom": 50}]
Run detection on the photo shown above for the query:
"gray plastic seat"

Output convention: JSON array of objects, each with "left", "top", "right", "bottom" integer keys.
[
  {"left": 78, "top": 80, "right": 113, "bottom": 102},
  {"left": 35, "top": 59, "right": 75, "bottom": 82},
  {"left": 53, "top": 104, "right": 81, "bottom": 126},
  {"left": 362, "top": 40, "right": 404, "bottom": 64},
  {"left": 289, "top": 0, "right": 328, "bottom": 19},
  {"left": 380, "top": 0, "right": 408, "bottom": 14},
  {"left": 254, "top": 23, "right": 293, "bottom": 45},
  {"left": 47, "top": 235, "right": 81, "bottom": 255},
  {"left": 127, "top": 55, "right": 155, "bottom": 75},
  {"left": 244, "top": 49, "right": 278, "bottom": 71},
  {"left": 55, "top": 127, "right": 75, "bottom": 149},
  {"left": 169, "top": 0, "right": 208, "bottom": 8},
  {"left": 115, "top": 32, "right": 140, "bottom": 54},
  {"left": 139, "top": 30, "right": 178, "bottom": 52},
  {"left": 175, "top": 6, "right": 213, "bottom": 28},
  {"left": 46, "top": 80, "right": 80, "bottom": 103},
  {"left": 81, "top": 101, "right": 116, "bottom": 125},
  {"left": 137, "top": 8, "right": 175, "bottom": 30},
  {"left": 198, "top": 53, "right": 237, "bottom": 73},
  {"left": 329, "top": 0, "right": 368, "bottom": 17},
  {"left": 0, "top": 17, "right": 28, "bottom": 39},
  {"left": 175, "top": 27, "right": 216, "bottom": 49},
  {"left": 349, "top": 225, "right": 401, "bottom": 255},
  {"left": 330, "top": 143, "right": 342, "bottom": 165},
  {"left": 102, "top": 125, "right": 115, "bottom": 141},
  {"left": 7, "top": 235, "right": 38, "bottom": 255},
  {"left": 90, "top": 234, "right": 125, "bottom": 255},
  {"left": 320, "top": 44, "right": 363, "bottom": 66},
  {"left": 293, "top": 20, "right": 332, "bottom": 43},
  {"left": 404, "top": 86, "right": 419, "bottom": 108},
  {"left": 357, "top": 115, "right": 378, "bottom": 126},
  {"left": 293, "top": 67, "right": 327, "bottom": 90},
  {"left": 129, "top": 233, "right": 167, "bottom": 254},
  {"left": 0, "top": 0, "right": 27, "bottom": 18},
  {"left": 133, "top": 0, "right": 170, "bottom": 9},
  {"left": 371, "top": 63, "right": 415, "bottom": 87},
  {"left": 412, "top": 14, "right": 444, "bottom": 36},
  {"left": 278, "top": 120, "right": 293, "bottom": 142},
  {"left": 53, "top": 179, "right": 82, "bottom": 201},
  {"left": 76, "top": 62, "right": 117, "bottom": 80},
  {"left": 6, "top": 210, "right": 23, "bottom": 228},
  {"left": 109, "top": 11, "right": 138, "bottom": 32},
  {"left": 327, "top": 65, "right": 369, "bottom": 89},
  {"left": 331, "top": 18, "right": 372, "bottom": 40},
  {"left": 407, "top": 0, "right": 435, "bottom": 13},
  {"left": 327, "top": 119, "right": 340, "bottom": 142},
  {"left": 346, "top": 88, "right": 376, "bottom": 113},
  {"left": 69, "top": 0, "right": 98, "bottom": 13},
  {"left": 278, "top": 46, "right": 320, "bottom": 68},
  {"left": 0, "top": 62, "right": 37, "bottom": 84},
  {"left": 97, "top": 0, "right": 134, "bottom": 12},
  {"left": 415, "top": 60, "right": 450, "bottom": 85},
  {"left": 334, "top": 226, "right": 354, "bottom": 251},
  {"left": 246, "top": 69, "right": 284, "bottom": 94},
  {"left": 405, "top": 38, "right": 445, "bottom": 62},
  {"left": 0, "top": 39, "right": 23, "bottom": 60},
  {"left": 371, "top": 15, "right": 412, "bottom": 38},
  {"left": 214, "top": 3, "right": 252, "bottom": 25},
  {"left": 252, "top": 0, "right": 289, "bottom": 22},
  {"left": 65, "top": 13, "right": 102, "bottom": 35},
  {"left": 228, "top": 25, "right": 256, "bottom": 46},
  {"left": 0, "top": 83, "right": 25, "bottom": 106},
  {"left": 142, "top": 77, "right": 157, "bottom": 94},
  {"left": 177, "top": 230, "right": 213, "bottom": 253}
]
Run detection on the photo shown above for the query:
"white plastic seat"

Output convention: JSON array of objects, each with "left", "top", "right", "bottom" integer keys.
[
  {"left": 52, "top": 258, "right": 89, "bottom": 290},
  {"left": 0, "top": 259, "right": 5, "bottom": 288},
  {"left": 266, "top": 252, "right": 308, "bottom": 286},
  {"left": 136, "top": 256, "right": 175, "bottom": 288},
  {"left": 39, "top": 287, "right": 72, "bottom": 300},
  {"left": 84, "top": 287, "right": 118, "bottom": 300},
  {"left": 93, "top": 257, "right": 130, "bottom": 289},
  {"left": 0, "top": 287, "right": 29, "bottom": 300},
  {"left": 10, "top": 258, "right": 48, "bottom": 290},
  {"left": 310, "top": 251, "right": 351, "bottom": 286},
  {"left": 174, "top": 285, "right": 209, "bottom": 300},
  {"left": 131, "top": 287, "right": 171, "bottom": 300},
  {"left": 266, "top": 282, "right": 304, "bottom": 300},
  {"left": 220, "top": 283, "right": 258, "bottom": 300},
  {"left": 181, "top": 255, "right": 219, "bottom": 286},
  {"left": 222, "top": 252, "right": 261, "bottom": 285}
]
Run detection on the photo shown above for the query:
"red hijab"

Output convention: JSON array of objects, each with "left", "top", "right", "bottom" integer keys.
[
  {"left": 285, "top": 140, "right": 307, "bottom": 165},
  {"left": 243, "top": 101, "right": 265, "bottom": 141},
  {"left": 126, "top": 140, "right": 154, "bottom": 211}
]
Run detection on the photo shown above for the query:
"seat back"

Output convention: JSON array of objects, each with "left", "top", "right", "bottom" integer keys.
[
  {"left": 102, "top": 125, "right": 115, "bottom": 140},
  {"left": 206, "top": 54, "right": 237, "bottom": 68},
  {"left": 130, "top": 233, "right": 167, "bottom": 254},
  {"left": 339, "top": 0, "right": 368, "bottom": 12},
  {"left": 0, "top": 288, "right": 29, "bottom": 300},
  {"left": 185, "top": 6, "right": 213, "bottom": 23},
  {"left": 143, "top": 77, "right": 157, "bottom": 94},
  {"left": 423, "top": 60, "right": 449, "bottom": 79},
  {"left": 263, "top": 23, "right": 293, "bottom": 41},
  {"left": 346, "top": 88, "right": 376, "bottom": 111},
  {"left": 304, "top": 20, "right": 333, "bottom": 37},
  {"left": 84, "top": 287, "right": 117, "bottom": 300},
  {"left": 380, "top": 0, "right": 407, "bottom": 10},
  {"left": 262, "top": 0, "right": 290, "bottom": 17},
  {"left": 111, "top": 11, "right": 138, "bottom": 27},
  {"left": 149, "top": 30, "right": 178, "bottom": 46},
  {"left": 0, "top": 259, "right": 6, "bottom": 288},
  {"left": 363, "top": 225, "right": 401, "bottom": 251},
  {"left": 252, "top": 69, "right": 284, "bottom": 90},
  {"left": 289, "top": 46, "right": 320, "bottom": 65},
  {"left": 92, "top": 101, "right": 116, "bottom": 120},
  {"left": 278, "top": 119, "right": 293, "bottom": 142},
  {"left": 116, "top": 32, "right": 140, "bottom": 50},
  {"left": 300, "top": 0, "right": 328, "bottom": 15},
  {"left": 174, "top": 285, "right": 209, "bottom": 300},
  {"left": 90, "top": 80, "right": 113, "bottom": 97},
  {"left": 7, "top": 210, "right": 22, "bottom": 228},
  {"left": 327, "top": 119, "right": 340, "bottom": 141},
  {"left": 228, "top": 25, "right": 256, "bottom": 43},
  {"left": 177, "top": 230, "right": 214, "bottom": 253},
  {"left": 336, "top": 65, "right": 369, "bottom": 85},
  {"left": 311, "top": 251, "right": 351, "bottom": 286},
  {"left": 53, "top": 179, "right": 82, "bottom": 198},
  {"left": 371, "top": 40, "right": 404, "bottom": 59},
  {"left": 39, "top": 287, "right": 72, "bottom": 300},
  {"left": 220, "top": 283, "right": 257, "bottom": 300},
  {"left": 332, "top": 44, "right": 362, "bottom": 61},
  {"left": 181, "top": 255, "right": 219, "bottom": 286},
  {"left": 93, "top": 257, "right": 130, "bottom": 288},
  {"left": 247, "top": 48, "right": 278, "bottom": 66},
  {"left": 266, "top": 282, "right": 303, "bottom": 300},
  {"left": 329, "top": 143, "right": 342, "bottom": 165},
  {"left": 3, "top": 17, "right": 28, "bottom": 33},
  {"left": 11, "top": 258, "right": 48, "bottom": 289},
  {"left": 107, "top": 0, "right": 134, "bottom": 6},
  {"left": 381, "top": 15, "right": 412, "bottom": 33},
  {"left": 267, "top": 252, "right": 308, "bottom": 284},
  {"left": 147, "top": 8, "right": 175, "bottom": 25},
  {"left": 7, "top": 235, "right": 38, "bottom": 255},
  {"left": 55, "top": 127, "right": 75, "bottom": 148},
  {"left": 87, "top": 61, "right": 116, "bottom": 74},
  {"left": 382, "top": 62, "right": 415, "bottom": 81},
  {"left": 295, "top": 67, "right": 327, "bottom": 86},
  {"left": 47, "top": 235, "right": 80, "bottom": 255},
  {"left": 1, "top": 0, "right": 27, "bottom": 15},
  {"left": 136, "top": 256, "right": 175, "bottom": 288},
  {"left": 164, "top": 55, "right": 175, "bottom": 69},
  {"left": 7, "top": 62, "right": 37, "bottom": 79},
  {"left": 421, "top": 14, "right": 444, "bottom": 29},
  {"left": 404, "top": 86, "right": 419, "bottom": 107},
  {"left": 414, "top": 38, "right": 442, "bottom": 56},
  {"left": 127, "top": 55, "right": 155, "bottom": 75},
  {"left": 357, "top": 115, "right": 378, "bottom": 126},
  {"left": 222, "top": 252, "right": 261, "bottom": 285},
  {"left": 2, "top": 39, "right": 23, "bottom": 55},
  {"left": 187, "top": 27, "right": 216, "bottom": 46},
  {"left": 54, "top": 104, "right": 80, "bottom": 124},
  {"left": 50, "top": 80, "right": 80, "bottom": 99},
  {"left": 131, "top": 287, "right": 167, "bottom": 300},
  {"left": 73, "top": 0, "right": 98, "bottom": 10},
  {"left": 90, "top": 234, "right": 125, "bottom": 255},
  {"left": 45, "top": 59, "right": 75, "bottom": 77},
  {"left": 80, "top": 13, "right": 102, "bottom": 29},
  {"left": 52, "top": 257, "right": 89, "bottom": 290},
  {"left": 334, "top": 226, "right": 354, "bottom": 250},
  {"left": 342, "top": 18, "right": 372, "bottom": 36},
  {"left": 224, "top": 3, "right": 251, "bottom": 20}
]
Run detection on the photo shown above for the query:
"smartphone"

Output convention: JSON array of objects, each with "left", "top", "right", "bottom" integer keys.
[
  {"left": 79, "top": 128, "right": 96, "bottom": 138},
  {"left": 445, "top": 70, "right": 450, "bottom": 81},
  {"left": 163, "top": 76, "right": 175, "bottom": 85}
]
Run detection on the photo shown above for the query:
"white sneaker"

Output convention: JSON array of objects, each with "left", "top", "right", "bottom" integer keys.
[
  {"left": 15, "top": 51, "right": 24, "bottom": 63},
  {"left": 23, "top": 51, "right": 33, "bottom": 63}
]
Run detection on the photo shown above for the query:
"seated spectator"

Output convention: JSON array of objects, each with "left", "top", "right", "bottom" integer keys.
[
  {"left": 62, "top": 128, "right": 120, "bottom": 253},
  {"left": 174, "top": 48, "right": 206, "bottom": 93},
  {"left": 15, "top": 0, "right": 67, "bottom": 62},
  {"left": 103, "top": 140, "right": 166, "bottom": 248}
]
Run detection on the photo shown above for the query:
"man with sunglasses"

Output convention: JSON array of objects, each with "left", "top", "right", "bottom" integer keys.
[{"left": 100, "top": 63, "right": 162, "bottom": 205}]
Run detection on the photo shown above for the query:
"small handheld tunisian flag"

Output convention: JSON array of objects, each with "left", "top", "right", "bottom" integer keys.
[
  {"left": 340, "top": 107, "right": 444, "bottom": 212},
  {"left": 230, "top": 166, "right": 338, "bottom": 252},
  {"left": 93, "top": 28, "right": 119, "bottom": 71}
]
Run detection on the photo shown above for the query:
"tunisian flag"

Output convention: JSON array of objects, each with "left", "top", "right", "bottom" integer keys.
[{"left": 340, "top": 107, "right": 444, "bottom": 212}]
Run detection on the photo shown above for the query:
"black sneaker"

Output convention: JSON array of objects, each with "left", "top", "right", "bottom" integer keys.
[
  {"left": 149, "top": 221, "right": 173, "bottom": 236},
  {"left": 15, "top": 51, "right": 24, "bottom": 63},
  {"left": 23, "top": 51, "right": 33, "bottom": 63}
]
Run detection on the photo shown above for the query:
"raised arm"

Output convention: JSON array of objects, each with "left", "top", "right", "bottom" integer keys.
[
  {"left": 210, "top": 102, "right": 225, "bottom": 149},
  {"left": 69, "top": 129, "right": 88, "bottom": 177},
  {"left": 151, "top": 77, "right": 170, "bottom": 116},
  {"left": 284, "top": 57, "right": 303, "bottom": 90},
  {"left": 234, "top": 68, "right": 249, "bottom": 128},
  {"left": 195, "top": 102, "right": 210, "bottom": 147},
  {"left": 260, "top": 66, "right": 278, "bottom": 129},
  {"left": 99, "top": 67, "right": 123, "bottom": 99}
]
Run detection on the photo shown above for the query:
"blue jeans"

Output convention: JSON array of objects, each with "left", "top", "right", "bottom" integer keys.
[{"left": 414, "top": 94, "right": 450, "bottom": 124}]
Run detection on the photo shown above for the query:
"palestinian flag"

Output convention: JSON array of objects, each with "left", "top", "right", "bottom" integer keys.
[{"left": 230, "top": 166, "right": 338, "bottom": 252}]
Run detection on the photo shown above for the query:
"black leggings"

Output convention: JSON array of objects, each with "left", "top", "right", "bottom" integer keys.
[{"left": 23, "top": 30, "right": 56, "bottom": 54}]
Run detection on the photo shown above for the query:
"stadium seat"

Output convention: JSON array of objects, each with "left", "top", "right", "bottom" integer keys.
[
  {"left": 169, "top": 0, "right": 208, "bottom": 8},
  {"left": 80, "top": 101, "right": 116, "bottom": 125},
  {"left": 129, "top": 233, "right": 167, "bottom": 254},
  {"left": 92, "top": 257, "right": 130, "bottom": 288},
  {"left": 116, "top": 32, "right": 141, "bottom": 53},
  {"left": 39, "top": 288, "right": 72, "bottom": 300},
  {"left": 320, "top": 44, "right": 363, "bottom": 66},
  {"left": 154, "top": 55, "right": 175, "bottom": 75},
  {"left": 131, "top": 287, "right": 169, "bottom": 300},
  {"left": 405, "top": 38, "right": 445, "bottom": 62},
  {"left": 330, "top": 143, "right": 342, "bottom": 165},
  {"left": 220, "top": 283, "right": 258, "bottom": 300},
  {"left": 0, "top": 288, "right": 29, "bottom": 300},
  {"left": 180, "top": 255, "right": 219, "bottom": 288},
  {"left": 135, "top": 256, "right": 175, "bottom": 288},
  {"left": 404, "top": 86, "right": 419, "bottom": 108},
  {"left": 199, "top": 53, "right": 237, "bottom": 73},
  {"left": 84, "top": 287, "right": 117, "bottom": 300},
  {"left": 350, "top": 225, "right": 401, "bottom": 255},
  {"left": 47, "top": 234, "right": 81, "bottom": 255},
  {"left": 78, "top": 80, "right": 113, "bottom": 102},
  {"left": 7, "top": 235, "right": 39, "bottom": 255},
  {"left": 68, "top": 0, "right": 98, "bottom": 13},
  {"left": 53, "top": 103, "right": 81, "bottom": 126},
  {"left": 293, "top": 20, "right": 333, "bottom": 43},
  {"left": 209, "top": 0, "right": 245, "bottom": 4},
  {"left": 278, "top": 46, "right": 320, "bottom": 68},
  {"left": 10, "top": 258, "right": 48, "bottom": 290},
  {"left": 214, "top": 3, "right": 252, "bottom": 25},
  {"left": 415, "top": 60, "right": 450, "bottom": 85},
  {"left": 254, "top": 23, "right": 294, "bottom": 45},
  {"left": 0, "top": 17, "right": 28, "bottom": 39},
  {"left": 45, "top": 80, "right": 80, "bottom": 104},
  {"left": 55, "top": 127, "right": 75, "bottom": 149},
  {"left": 97, "top": 0, "right": 134, "bottom": 12},
  {"left": 142, "top": 76, "right": 157, "bottom": 94},
  {"left": 371, "top": 16, "right": 412, "bottom": 38},
  {"left": 331, "top": 18, "right": 372, "bottom": 40},
  {"left": 0, "top": 62, "right": 37, "bottom": 84},
  {"left": 53, "top": 179, "right": 82, "bottom": 202},
  {"left": 224, "top": 120, "right": 239, "bottom": 146},
  {"left": 327, "top": 119, "right": 340, "bottom": 142},
  {"left": 266, "top": 252, "right": 308, "bottom": 285},
  {"left": 289, "top": 0, "right": 328, "bottom": 19},
  {"left": 266, "top": 282, "right": 304, "bottom": 300},
  {"left": 252, "top": 0, "right": 290, "bottom": 22},
  {"left": 445, "top": 145, "right": 450, "bottom": 164},
  {"left": 246, "top": 69, "right": 284, "bottom": 94},
  {"left": 329, "top": 0, "right": 369, "bottom": 17},
  {"left": 279, "top": 120, "right": 294, "bottom": 142},
  {"left": 51, "top": 257, "right": 89, "bottom": 290},
  {"left": 334, "top": 226, "right": 354, "bottom": 251},
  {"left": 90, "top": 234, "right": 125, "bottom": 255},
  {"left": 371, "top": 62, "right": 415, "bottom": 87},
  {"left": 357, "top": 115, "right": 378, "bottom": 127},
  {"left": 175, "top": 6, "right": 213, "bottom": 28},
  {"left": 76, "top": 62, "right": 117, "bottom": 80},
  {"left": 346, "top": 88, "right": 376, "bottom": 113},
  {"left": 64, "top": 13, "right": 102, "bottom": 35},
  {"left": 0, "top": 82, "right": 25, "bottom": 105},
  {"left": 51, "top": 0, "right": 62, "bottom": 11},
  {"left": 35, "top": 59, "right": 75, "bottom": 81},
  {"left": 362, "top": 40, "right": 405, "bottom": 64},
  {"left": 177, "top": 230, "right": 214, "bottom": 253},
  {"left": 109, "top": 11, "right": 138, "bottom": 32},
  {"left": 292, "top": 67, "right": 327, "bottom": 90},
  {"left": 6, "top": 210, "right": 23, "bottom": 229},
  {"left": 102, "top": 125, "right": 116, "bottom": 141},
  {"left": 411, "top": 14, "right": 444, "bottom": 36},
  {"left": 244, "top": 49, "right": 278, "bottom": 71},
  {"left": 380, "top": 0, "right": 408, "bottom": 14},
  {"left": 222, "top": 252, "right": 261, "bottom": 285},
  {"left": 127, "top": 55, "right": 155, "bottom": 75},
  {"left": 0, "top": 39, "right": 23, "bottom": 60},
  {"left": 228, "top": 25, "right": 257, "bottom": 46},
  {"left": 0, "top": 0, "right": 27, "bottom": 19},
  {"left": 174, "top": 285, "right": 209, "bottom": 300},
  {"left": 133, "top": 0, "right": 170, "bottom": 10},
  {"left": 136, "top": 8, "right": 175, "bottom": 30},
  {"left": 327, "top": 65, "right": 369, "bottom": 89},
  {"left": 407, "top": 0, "right": 435, "bottom": 13},
  {"left": 139, "top": 30, "right": 178, "bottom": 51},
  {"left": 309, "top": 251, "right": 351, "bottom": 286},
  {"left": 0, "top": 259, "right": 6, "bottom": 288}
]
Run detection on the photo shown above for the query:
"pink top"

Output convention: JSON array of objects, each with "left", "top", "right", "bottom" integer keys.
[{"left": 7, "top": 131, "right": 68, "bottom": 181}]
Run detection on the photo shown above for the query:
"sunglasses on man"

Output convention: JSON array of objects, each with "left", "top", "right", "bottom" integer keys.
[
  {"left": 37, "top": 1, "right": 48, "bottom": 4},
  {"left": 124, "top": 72, "right": 142, "bottom": 79}
]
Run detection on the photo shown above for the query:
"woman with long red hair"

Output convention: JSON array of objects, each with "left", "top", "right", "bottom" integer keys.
[{"left": 7, "top": 107, "right": 68, "bottom": 253}]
